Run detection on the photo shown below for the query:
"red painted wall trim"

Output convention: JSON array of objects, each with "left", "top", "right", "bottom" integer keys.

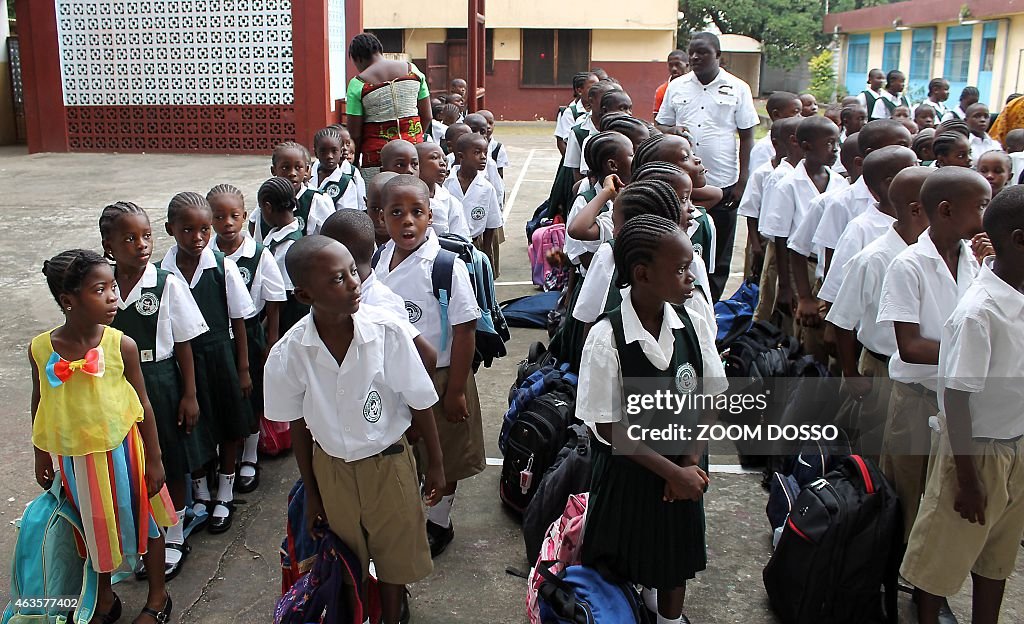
[
  {"left": 292, "top": 1, "right": 331, "bottom": 147},
  {"left": 345, "top": 0, "right": 363, "bottom": 91},
  {"left": 17, "top": 0, "right": 67, "bottom": 153},
  {"left": 824, "top": 0, "right": 1022, "bottom": 33}
]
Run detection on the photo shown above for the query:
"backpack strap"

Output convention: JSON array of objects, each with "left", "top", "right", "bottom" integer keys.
[
  {"left": 371, "top": 245, "right": 384, "bottom": 269},
  {"left": 432, "top": 249, "right": 459, "bottom": 352},
  {"left": 491, "top": 141, "right": 502, "bottom": 162}
]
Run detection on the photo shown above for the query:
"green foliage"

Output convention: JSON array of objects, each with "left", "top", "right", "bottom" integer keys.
[
  {"left": 807, "top": 49, "right": 836, "bottom": 103},
  {"left": 678, "top": 0, "right": 891, "bottom": 68}
]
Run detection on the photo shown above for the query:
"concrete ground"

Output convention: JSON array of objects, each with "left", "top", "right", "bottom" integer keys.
[{"left": 0, "top": 123, "right": 1021, "bottom": 623}]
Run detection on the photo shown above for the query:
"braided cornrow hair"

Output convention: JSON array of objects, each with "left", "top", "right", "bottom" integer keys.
[
  {"left": 313, "top": 126, "right": 342, "bottom": 152},
  {"left": 98, "top": 201, "right": 148, "bottom": 240},
  {"left": 273, "top": 140, "right": 310, "bottom": 167},
  {"left": 207, "top": 184, "right": 245, "bottom": 205},
  {"left": 348, "top": 33, "right": 383, "bottom": 62},
  {"left": 912, "top": 128, "right": 935, "bottom": 160},
  {"left": 632, "top": 134, "right": 666, "bottom": 169},
  {"left": 936, "top": 118, "right": 970, "bottom": 138},
  {"left": 932, "top": 130, "right": 969, "bottom": 160},
  {"left": 602, "top": 115, "right": 649, "bottom": 137},
  {"left": 167, "top": 192, "right": 211, "bottom": 223},
  {"left": 42, "top": 249, "right": 108, "bottom": 308},
  {"left": 584, "top": 131, "right": 630, "bottom": 180},
  {"left": 614, "top": 179, "right": 682, "bottom": 225},
  {"left": 612, "top": 214, "right": 680, "bottom": 288},
  {"left": 598, "top": 112, "right": 630, "bottom": 132},
  {"left": 258, "top": 177, "right": 297, "bottom": 213}
]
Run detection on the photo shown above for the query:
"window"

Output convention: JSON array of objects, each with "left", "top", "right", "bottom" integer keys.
[
  {"left": 521, "top": 29, "right": 590, "bottom": 86},
  {"left": 844, "top": 34, "right": 870, "bottom": 96},
  {"left": 945, "top": 40, "right": 971, "bottom": 82},
  {"left": 980, "top": 37, "right": 996, "bottom": 72},
  {"left": 908, "top": 29, "right": 933, "bottom": 82},
  {"left": 881, "top": 32, "right": 901, "bottom": 73},
  {"left": 368, "top": 29, "right": 404, "bottom": 54}
]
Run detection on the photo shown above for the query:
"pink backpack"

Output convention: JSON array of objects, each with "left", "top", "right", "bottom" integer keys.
[
  {"left": 528, "top": 223, "right": 566, "bottom": 290},
  {"left": 526, "top": 492, "right": 588, "bottom": 623}
]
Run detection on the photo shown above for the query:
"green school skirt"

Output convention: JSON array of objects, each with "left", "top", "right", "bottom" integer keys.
[
  {"left": 547, "top": 164, "right": 577, "bottom": 219},
  {"left": 187, "top": 329, "right": 252, "bottom": 468},
  {"left": 581, "top": 442, "right": 708, "bottom": 589},
  {"left": 548, "top": 275, "right": 586, "bottom": 373},
  {"left": 140, "top": 357, "right": 191, "bottom": 481},
  {"left": 244, "top": 315, "right": 268, "bottom": 429}
]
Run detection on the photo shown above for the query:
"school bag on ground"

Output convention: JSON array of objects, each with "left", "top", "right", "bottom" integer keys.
[
  {"left": 763, "top": 455, "right": 902, "bottom": 624},
  {"left": 258, "top": 416, "right": 292, "bottom": 456},
  {"left": 522, "top": 424, "right": 592, "bottom": 565},
  {"left": 3, "top": 478, "right": 98, "bottom": 624},
  {"left": 501, "top": 361, "right": 577, "bottom": 452},
  {"left": 509, "top": 342, "right": 560, "bottom": 403},
  {"left": 528, "top": 223, "right": 568, "bottom": 290},
  {"left": 536, "top": 564, "right": 651, "bottom": 624},
  {"left": 499, "top": 378, "right": 578, "bottom": 514},
  {"left": 714, "top": 278, "right": 759, "bottom": 350},
  {"left": 501, "top": 292, "right": 562, "bottom": 329},
  {"left": 526, "top": 493, "right": 588, "bottom": 624},
  {"left": 765, "top": 435, "right": 852, "bottom": 537}
]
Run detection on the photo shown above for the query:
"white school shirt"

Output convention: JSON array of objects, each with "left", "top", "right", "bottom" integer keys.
[
  {"left": 373, "top": 230, "right": 480, "bottom": 368},
  {"left": 555, "top": 100, "right": 585, "bottom": 140},
  {"left": 817, "top": 207, "right": 895, "bottom": 303},
  {"left": 760, "top": 160, "right": 848, "bottom": 242},
  {"left": 443, "top": 166, "right": 503, "bottom": 238},
  {"left": 687, "top": 207, "right": 718, "bottom": 273},
  {"left": 876, "top": 229, "right": 979, "bottom": 390},
  {"left": 572, "top": 243, "right": 715, "bottom": 330},
  {"left": 116, "top": 263, "right": 209, "bottom": 363},
  {"left": 787, "top": 188, "right": 839, "bottom": 262},
  {"left": 826, "top": 226, "right": 908, "bottom": 358},
  {"left": 263, "top": 306, "right": 439, "bottom": 461},
  {"left": 311, "top": 160, "right": 362, "bottom": 211},
  {"left": 429, "top": 184, "right": 472, "bottom": 238},
  {"left": 937, "top": 257, "right": 1024, "bottom": 440},
  {"left": 159, "top": 245, "right": 257, "bottom": 321},
  {"left": 249, "top": 185, "right": 335, "bottom": 240},
  {"left": 360, "top": 272, "right": 420, "bottom": 339},
  {"left": 488, "top": 137, "right": 510, "bottom": 169},
  {"left": 427, "top": 119, "right": 448, "bottom": 145},
  {"left": 1010, "top": 152, "right": 1024, "bottom": 186},
  {"left": 913, "top": 98, "right": 949, "bottom": 120},
  {"left": 656, "top": 69, "right": 760, "bottom": 188},
  {"left": 870, "top": 91, "right": 909, "bottom": 120},
  {"left": 941, "top": 106, "right": 967, "bottom": 123},
  {"left": 856, "top": 88, "right": 883, "bottom": 110},
  {"left": 216, "top": 235, "right": 287, "bottom": 316},
  {"left": 564, "top": 181, "right": 614, "bottom": 267},
  {"left": 748, "top": 135, "right": 776, "bottom": 179},
  {"left": 578, "top": 286, "right": 728, "bottom": 442},
  {"left": 737, "top": 160, "right": 776, "bottom": 219},
  {"left": 812, "top": 176, "right": 876, "bottom": 251},
  {"left": 968, "top": 133, "right": 1001, "bottom": 164},
  {"left": 563, "top": 114, "right": 596, "bottom": 170},
  {"left": 262, "top": 219, "right": 302, "bottom": 291},
  {"left": 445, "top": 154, "right": 505, "bottom": 205}
]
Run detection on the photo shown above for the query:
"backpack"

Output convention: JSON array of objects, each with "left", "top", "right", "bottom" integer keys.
[
  {"left": 714, "top": 279, "right": 759, "bottom": 349},
  {"left": 526, "top": 201, "right": 559, "bottom": 242},
  {"left": 501, "top": 292, "right": 562, "bottom": 330},
  {"left": 509, "top": 342, "right": 560, "bottom": 404},
  {"left": 537, "top": 565, "right": 650, "bottom": 624},
  {"left": 3, "top": 480, "right": 98, "bottom": 624},
  {"left": 763, "top": 455, "right": 902, "bottom": 624},
  {"left": 765, "top": 436, "right": 852, "bottom": 534},
  {"left": 499, "top": 380, "right": 578, "bottom": 513},
  {"left": 491, "top": 141, "right": 504, "bottom": 163},
  {"left": 526, "top": 493, "right": 588, "bottom": 624},
  {"left": 372, "top": 234, "right": 510, "bottom": 371},
  {"left": 522, "top": 424, "right": 592, "bottom": 565},
  {"left": 529, "top": 224, "right": 567, "bottom": 289},
  {"left": 501, "top": 364, "right": 578, "bottom": 454},
  {"left": 720, "top": 321, "right": 799, "bottom": 426},
  {"left": 259, "top": 416, "right": 292, "bottom": 456}
]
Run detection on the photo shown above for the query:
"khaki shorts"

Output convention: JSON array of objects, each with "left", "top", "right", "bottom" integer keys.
[
  {"left": 880, "top": 381, "right": 939, "bottom": 541},
  {"left": 901, "top": 432, "right": 1024, "bottom": 596},
  {"left": 793, "top": 274, "right": 827, "bottom": 364},
  {"left": 425, "top": 367, "right": 486, "bottom": 483},
  {"left": 753, "top": 241, "right": 778, "bottom": 323},
  {"left": 312, "top": 440, "right": 432, "bottom": 585},
  {"left": 852, "top": 349, "right": 893, "bottom": 462}
]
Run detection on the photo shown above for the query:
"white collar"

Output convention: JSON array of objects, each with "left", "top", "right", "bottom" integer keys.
[
  {"left": 620, "top": 285, "right": 686, "bottom": 345},
  {"left": 915, "top": 228, "right": 972, "bottom": 267},
  {"left": 295, "top": 184, "right": 310, "bottom": 199},
  {"left": 380, "top": 229, "right": 440, "bottom": 272},
  {"left": 212, "top": 234, "right": 257, "bottom": 261},
  {"left": 315, "top": 165, "right": 344, "bottom": 188},
  {"left": 117, "top": 262, "right": 158, "bottom": 307},
  {"left": 297, "top": 309, "right": 382, "bottom": 372},
  {"left": 978, "top": 257, "right": 1024, "bottom": 317},
  {"left": 263, "top": 219, "right": 300, "bottom": 244},
  {"left": 160, "top": 245, "right": 218, "bottom": 288},
  {"left": 433, "top": 184, "right": 452, "bottom": 201},
  {"left": 851, "top": 176, "right": 874, "bottom": 199}
]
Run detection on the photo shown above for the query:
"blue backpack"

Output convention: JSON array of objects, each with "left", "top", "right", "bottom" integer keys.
[
  {"left": 714, "top": 279, "right": 759, "bottom": 349},
  {"left": 500, "top": 291, "right": 562, "bottom": 329},
  {"left": 537, "top": 565, "right": 650, "bottom": 624},
  {"left": 500, "top": 363, "right": 578, "bottom": 455},
  {"left": 3, "top": 480, "right": 98, "bottom": 624}
]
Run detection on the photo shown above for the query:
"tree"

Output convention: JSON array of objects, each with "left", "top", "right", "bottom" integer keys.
[
  {"left": 807, "top": 49, "right": 837, "bottom": 103},
  {"left": 678, "top": 0, "right": 890, "bottom": 69}
]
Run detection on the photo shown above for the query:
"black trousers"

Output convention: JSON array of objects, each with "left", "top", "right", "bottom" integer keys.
[{"left": 707, "top": 184, "right": 738, "bottom": 302}]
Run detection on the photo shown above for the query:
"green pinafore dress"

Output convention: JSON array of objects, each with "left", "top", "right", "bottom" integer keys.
[
  {"left": 268, "top": 229, "right": 309, "bottom": 333},
  {"left": 232, "top": 242, "right": 270, "bottom": 427}
]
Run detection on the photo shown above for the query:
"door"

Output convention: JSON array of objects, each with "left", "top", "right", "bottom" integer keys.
[
  {"left": 977, "top": 22, "right": 998, "bottom": 106},
  {"left": 426, "top": 43, "right": 448, "bottom": 94},
  {"left": 447, "top": 40, "right": 468, "bottom": 90}
]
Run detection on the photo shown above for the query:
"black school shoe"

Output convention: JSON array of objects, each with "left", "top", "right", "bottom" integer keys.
[
  {"left": 426, "top": 519, "right": 454, "bottom": 558},
  {"left": 235, "top": 461, "right": 260, "bottom": 494},
  {"left": 208, "top": 501, "right": 235, "bottom": 534}
]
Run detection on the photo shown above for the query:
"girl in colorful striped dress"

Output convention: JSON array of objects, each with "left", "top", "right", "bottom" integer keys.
[{"left": 30, "top": 249, "right": 176, "bottom": 624}]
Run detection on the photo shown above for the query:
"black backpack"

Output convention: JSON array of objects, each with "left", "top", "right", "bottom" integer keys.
[
  {"left": 521, "top": 424, "right": 592, "bottom": 564},
  {"left": 499, "top": 381, "right": 577, "bottom": 514},
  {"left": 763, "top": 455, "right": 902, "bottom": 624}
]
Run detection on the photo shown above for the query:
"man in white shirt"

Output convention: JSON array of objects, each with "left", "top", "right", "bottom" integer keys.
[{"left": 656, "top": 32, "right": 759, "bottom": 301}]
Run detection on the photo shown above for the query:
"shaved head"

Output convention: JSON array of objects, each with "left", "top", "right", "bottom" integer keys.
[
  {"left": 984, "top": 185, "right": 1024, "bottom": 253},
  {"left": 320, "top": 209, "right": 376, "bottom": 265},
  {"left": 888, "top": 166, "right": 933, "bottom": 211},
  {"left": 862, "top": 146, "right": 918, "bottom": 198},
  {"left": 920, "top": 167, "right": 990, "bottom": 219},
  {"left": 285, "top": 235, "right": 342, "bottom": 288}
]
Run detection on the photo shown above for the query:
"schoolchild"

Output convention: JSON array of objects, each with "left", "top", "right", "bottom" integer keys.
[
  {"left": 914, "top": 78, "right": 951, "bottom": 120},
  {"left": 209, "top": 184, "right": 288, "bottom": 494},
  {"left": 876, "top": 167, "right": 991, "bottom": 541},
  {"left": 555, "top": 72, "right": 598, "bottom": 157},
  {"left": 941, "top": 86, "right": 979, "bottom": 123},
  {"left": 1002, "top": 129, "right": 1024, "bottom": 185},
  {"left": 564, "top": 131, "right": 633, "bottom": 271},
  {"left": 428, "top": 99, "right": 450, "bottom": 145},
  {"left": 858, "top": 68, "right": 887, "bottom": 120},
  {"left": 251, "top": 141, "right": 334, "bottom": 240},
  {"left": 443, "top": 123, "right": 472, "bottom": 167},
  {"left": 870, "top": 70, "right": 911, "bottom": 120},
  {"left": 748, "top": 91, "right": 801, "bottom": 175},
  {"left": 564, "top": 80, "right": 621, "bottom": 180},
  {"left": 933, "top": 127, "right": 973, "bottom": 169},
  {"left": 826, "top": 166, "right": 932, "bottom": 458},
  {"left": 160, "top": 192, "right": 257, "bottom": 534},
  {"left": 443, "top": 133, "right": 503, "bottom": 266},
  {"left": 367, "top": 171, "right": 399, "bottom": 248},
  {"left": 373, "top": 175, "right": 482, "bottom": 557},
  {"left": 799, "top": 93, "right": 819, "bottom": 117},
  {"left": 416, "top": 141, "right": 471, "bottom": 238},
  {"left": 380, "top": 139, "right": 420, "bottom": 176},
  {"left": 264, "top": 235, "right": 446, "bottom": 623},
  {"left": 966, "top": 103, "right": 1002, "bottom": 165},
  {"left": 913, "top": 105, "right": 937, "bottom": 131},
  {"left": 839, "top": 104, "right": 868, "bottom": 143},
  {"left": 309, "top": 126, "right": 364, "bottom": 211},
  {"left": 601, "top": 114, "right": 652, "bottom": 151},
  {"left": 32, "top": 249, "right": 177, "bottom": 623},
  {"left": 913, "top": 129, "right": 936, "bottom": 166},
  {"left": 463, "top": 113, "right": 506, "bottom": 202},
  {"left": 630, "top": 133, "right": 723, "bottom": 228},
  {"left": 578, "top": 214, "right": 727, "bottom": 624},
  {"left": 901, "top": 185, "right": 1024, "bottom": 624},
  {"left": 100, "top": 202, "right": 208, "bottom": 579},
  {"left": 578, "top": 91, "right": 635, "bottom": 176},
  {"left": 976, "top": 150, "right": 1014, "bottom": 198},
  {"left": 478, "top": 109, "right": 509, "bottom": 179}
]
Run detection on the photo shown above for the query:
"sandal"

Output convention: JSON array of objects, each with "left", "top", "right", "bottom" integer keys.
[
  {"left": 236, "top": 460, "right": 260, "bottom": 494},
  {"left": 208, "top": 500, "right": 235, "bottom": 534},
  {"left": 136, "top": 593, "right": 172, "bottom": 624},
  {"left": 97, "top": 592, "right": 122, "bottom": 624}
]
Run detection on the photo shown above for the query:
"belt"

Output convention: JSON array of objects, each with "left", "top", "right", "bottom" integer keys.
[
  {"left": 907, "top": 382, "right": 937, "bottom": 398},
  {"left": 370, "top": 442, "right": 405, "bottom": 458},
  {"left": 973, "top": 434, "right": 1024, "bottom": 445},
  {"left": 866, "top": 349, "right": 890, "bottom": 364}
]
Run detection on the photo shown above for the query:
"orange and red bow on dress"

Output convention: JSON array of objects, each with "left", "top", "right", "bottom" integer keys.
[{"left": 45, "top": 347, "right": 105, "bottom": 387}]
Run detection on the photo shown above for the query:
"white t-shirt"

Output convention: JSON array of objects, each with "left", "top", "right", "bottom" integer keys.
[
  {"left": 443, "top": 166, "right": 503, "bottom": 238},
  {"left": 374, "top": 230, "right": 481, "bottom": 368},
  {"left": 876, "top": 229, "right": 979, "bottom": 390},
  {"left": 159, "top": 245, "right": 257, "bottom": 321},
  {"left": 115, "top": 262, "right": 209, "bottom": 363},
  {"left": 812, "top": 176, "right": 877, "bottom": 252},
  {"left": 937, "top": 257, "right": 1024, "bottom": 440},
  {"left": 218, "top": 235, "right": 288, "bottom": 315},
  {"left": 429, "top": 184, "right": 472, "bottom": 238},
  {"left": 264, "top": 306, "right": 439, "bottom": 461},
  {"left": 817, "top": 207, "right": 895, "bottom": 303},
  {"left": 656, "top": 69, "right": 760, "bottom": 188}
]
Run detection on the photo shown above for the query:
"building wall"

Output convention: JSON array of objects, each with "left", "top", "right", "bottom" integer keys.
[{"left": 364, "top": 0, "right": 675, "bottom": 30}]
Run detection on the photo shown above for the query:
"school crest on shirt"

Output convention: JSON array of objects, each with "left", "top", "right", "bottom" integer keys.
[
  {"left": 136, "top": 292, "right": 159, "bottom": 316},
  {"left": 296, "top": 215, "right": 306, "bottom": 233},
  {"left": 675, "top": 363, "right": 698, "bottom": 394},
  {"left": 692, "top": 243, "right": 703, "bottom": 258},
  {"left": 237, "top": 266, "right": 253, "bottom": 286},
  {"left": 405, "top": 301, "right": 423, "bottom": 324},
  {"left": 470, "top": 206, "right": 486, "bottom": 221},
  {"left": 363, "top": 390, "right": 382, "bottom": 423},
  {"left": 325, "top": 183, "right": 341, "bottom": 199}
]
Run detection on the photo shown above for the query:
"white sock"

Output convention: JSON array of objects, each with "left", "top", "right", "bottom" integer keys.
[
  {"left": 642, "top": 587, "right": 658, "bottom": 613},
  {"left": 426, "top": 494, "right": 454, "bottom": 528},
  {"left": 240, "top": 433, "right": 259, "bottom": 478},
  {"left": 165, "top": 508, "right": 185, "bottom": 565},
  {"left": 213, "top": 473, "right": 235, "bottom": 519},
  {"left": 656, "top": 616, "right": 682, "bottom": 624},
  {"left": 192, "top": 476, "right": 210, "bottom": 516}
]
